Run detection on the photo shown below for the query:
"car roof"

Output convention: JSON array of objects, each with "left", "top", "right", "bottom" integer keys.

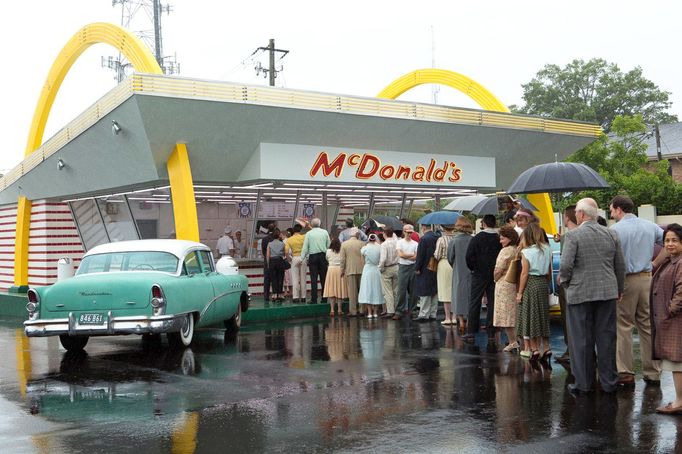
[{"left": 84, "top": 239, "right": 209, "bottom": 259}]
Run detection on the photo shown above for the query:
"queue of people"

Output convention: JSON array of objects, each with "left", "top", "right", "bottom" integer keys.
[{"left": 254, "top": 200, "right": 682, "bottom": 414}]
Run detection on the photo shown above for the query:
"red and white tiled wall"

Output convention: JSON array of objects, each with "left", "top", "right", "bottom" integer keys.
[{"left": 0, "top": 201, "right": 84, "bottom": 290}]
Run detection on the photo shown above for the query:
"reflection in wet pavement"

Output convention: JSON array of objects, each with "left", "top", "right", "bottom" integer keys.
[{"left": 1, "top": 315, "right": 682, "bottom": 453}]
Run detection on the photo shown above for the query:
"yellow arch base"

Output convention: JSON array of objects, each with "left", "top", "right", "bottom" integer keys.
[
  {"left": 13, "top": 23, "right": 163, "bottom": 288},
  {"left": 168, "top": 144, "right": 200, "bottom": 242},
  {"left": 13, "top": 197, "right": 31, "bottom": 288},
  {"left": 378, "top": 69, "right": 557, "bottom": 234}
]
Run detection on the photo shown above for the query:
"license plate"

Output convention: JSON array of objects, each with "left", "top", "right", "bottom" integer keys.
[{"left": 79, "top": 313, "right": 105, "bottom": 325}]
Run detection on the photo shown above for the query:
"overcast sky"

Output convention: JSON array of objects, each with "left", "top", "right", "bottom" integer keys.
[{"left": 2, "top": 0, "right": 680, "bottom": 172}]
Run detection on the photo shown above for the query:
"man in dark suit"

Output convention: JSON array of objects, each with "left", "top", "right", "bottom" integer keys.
[
  {"left": 465, "top": 214, "right": 501, "bottom": 339},
  {"left": 414, "top": 224, "right": 439, "bottom": 321},
  {"left": 559, "top": 198, "right": 626, "bottom": 395}
]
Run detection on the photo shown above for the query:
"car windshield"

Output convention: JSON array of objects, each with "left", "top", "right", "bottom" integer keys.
[{"left": 76, "top": 251, "right": 179, "bottom": 275}]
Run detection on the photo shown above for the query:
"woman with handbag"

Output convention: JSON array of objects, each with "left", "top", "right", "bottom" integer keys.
[
  {"left": 414, "top": 224, "right": 440, "bottom": 321},
  {"left": 267, "top": 229, "right": 287, "bottom": 303},
  {"left": 435, "top": 225, "right": 456, "bottom": 325},
  {"left": 493, "top": 226, "right": 521, "bottom": 352}
]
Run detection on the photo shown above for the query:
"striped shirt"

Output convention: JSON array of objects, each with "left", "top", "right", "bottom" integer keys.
[{"left": 379, "top": 235, "right": 399, "bottom": 270}]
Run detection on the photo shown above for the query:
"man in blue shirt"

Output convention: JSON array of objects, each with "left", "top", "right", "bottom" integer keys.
[
  {"left": 301, "top": 218, "right": 331, "bottom": 304},
  {"left": 609, "top": 195, "right": 664, "bottom": 387}
]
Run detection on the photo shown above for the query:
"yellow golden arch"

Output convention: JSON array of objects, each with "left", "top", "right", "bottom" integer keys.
[
  {"left": 378, "top": 68, "right": 556, "bottom": 233},
  {"left": 14, "top": 22, "right": 199, "bottom": 287}
]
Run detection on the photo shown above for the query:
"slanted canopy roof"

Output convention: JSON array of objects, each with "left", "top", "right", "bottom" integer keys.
[{"left": 0, "top": 74, "right": 601, "bottom": 204}]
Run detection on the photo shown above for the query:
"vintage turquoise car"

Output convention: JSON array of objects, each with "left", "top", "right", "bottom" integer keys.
[{"left": 24, "top": 239, "right": 249, "bottom": 351}]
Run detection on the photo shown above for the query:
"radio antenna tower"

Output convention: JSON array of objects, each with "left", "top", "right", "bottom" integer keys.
[
  {"left": 102, "top": 0, "right": 180, "bottom": 83},
  {"left": 430, "top": 26, "right": 439, "bottom": 105}
]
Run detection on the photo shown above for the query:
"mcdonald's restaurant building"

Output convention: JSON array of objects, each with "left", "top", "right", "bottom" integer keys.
[{"left": 0, "top": 24, "right": 601, "bottom": 296}]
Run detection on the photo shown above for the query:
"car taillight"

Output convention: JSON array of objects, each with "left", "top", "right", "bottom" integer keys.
[
  {"left": 27, "top": 289, "right": 39, "bottom": 303},
  {"left": 151, "top": 285, "right": 165, "bottom": 309},
  {"left": 26, "top": 289, "right": 39, "bottom": 316}
]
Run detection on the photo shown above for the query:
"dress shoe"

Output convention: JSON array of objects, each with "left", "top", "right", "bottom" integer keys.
[
  {"left": 416, "top": 317, "right": 429, "bottom": 323},
  {"left": 643, "top": 376, "right": 661, "bottom": 387},
  {"left": 391, "top": 314, "right": 402, "bottom": 320},
  {"left": 567, "top": 383, "right": 591, "bottom": 396},
  {"left": 617, "top": 374, "right": 636, "bottom": 387},
  {"left": 308, "top": 300, "right": 317, "bottom": 305}
]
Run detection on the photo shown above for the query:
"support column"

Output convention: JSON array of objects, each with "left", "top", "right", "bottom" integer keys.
[
  {"left": 368, "top": 193, "right": 376, "bottom": 219},
  {"left": 12, "top": 196, "right": 32, "bottom": 291},
  {"left": 167, "top": 143, "right": 199, "bottom": 242},
  {"left": 527, "top": 193, "right": 557, "bottom": 235},
  {"left": 250, "top": 190, "right": 263, "bottom": 259},
  {"left": 398, "top": 193, "right": 407, "bottom": 219},
  {"left": 292, "top": 190, "right": 301, "bottom": 227}
]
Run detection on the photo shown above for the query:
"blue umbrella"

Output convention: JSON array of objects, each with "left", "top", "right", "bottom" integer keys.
[{"left": 418, "top": 211, "right": 461, "bottom": 225}]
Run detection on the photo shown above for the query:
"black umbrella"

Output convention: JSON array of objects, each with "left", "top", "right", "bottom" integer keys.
[
  {"left": 470, "top": 195, "right": 538, "bottom": 216},
  {"left": 506, "top": 162, "right": 609, "bottom": 194},
  {"left": 362, "top": 215, "right": 403, "bottom": 232}
]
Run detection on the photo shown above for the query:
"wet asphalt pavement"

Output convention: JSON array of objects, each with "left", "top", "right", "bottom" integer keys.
[{"left": 1, "top": 314, "right": 682, "bottom": 453}]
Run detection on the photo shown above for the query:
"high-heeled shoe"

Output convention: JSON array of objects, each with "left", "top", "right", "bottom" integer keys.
[
  {"left": 520, "top": 350, "right": 531, "bottom": 358},
  {"left": 530, "top": 350, "right": 541, "bottom": 362},
  {"left": 503, "top": 342, "right": 519, "bottom": 353},
  {"left": 541, "top": 350, "right": 553, "bottom": 362}
]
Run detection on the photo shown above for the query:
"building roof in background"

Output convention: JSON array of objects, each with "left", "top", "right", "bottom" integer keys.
[{"left": 644, "top": 122, "right": 682, "bottom": 159}]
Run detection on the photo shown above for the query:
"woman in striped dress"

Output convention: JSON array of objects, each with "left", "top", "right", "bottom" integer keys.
[{"left": 515, "top": 223, "right": 552, "bottom": 361}]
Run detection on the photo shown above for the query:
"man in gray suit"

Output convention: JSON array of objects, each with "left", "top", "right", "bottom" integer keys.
[{"left": 559, "top": 198, "right": 626, "bottom": 395}]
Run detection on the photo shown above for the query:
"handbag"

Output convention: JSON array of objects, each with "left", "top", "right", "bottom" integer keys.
[
  {"left": 504, "top": 255, "right": 521, "bottom": 284},
  {"left": 427, "top": 256, "right": 439, "bottom": 272},
  {"left": 283, "top": 258, "right": 291, "bottom": 270}
]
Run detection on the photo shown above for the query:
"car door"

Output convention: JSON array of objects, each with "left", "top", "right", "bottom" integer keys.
[
  {"left": 198, "top": 250, "right": 238, "bottom": 324},
  {"left": 176, "top": 250, "right": 216, "bottom": 324}
]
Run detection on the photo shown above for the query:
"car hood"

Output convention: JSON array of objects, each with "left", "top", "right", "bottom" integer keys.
[{"left": 39, "top": 272, "right": 175, "bottom": 312}]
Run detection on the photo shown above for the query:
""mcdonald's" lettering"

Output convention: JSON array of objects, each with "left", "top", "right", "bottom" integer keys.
[{"left": 309, "top": 151, "right": 462, "bottom": 183}]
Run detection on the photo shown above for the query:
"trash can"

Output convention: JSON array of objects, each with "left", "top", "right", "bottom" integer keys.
[{"left": 57, "top": 257, "right": 74, "bottom": 281}]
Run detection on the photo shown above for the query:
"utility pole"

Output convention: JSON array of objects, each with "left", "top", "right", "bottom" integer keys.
[
  {"left": 153, "top": 0, "right": 163, "bottom": 67},
  {"left": 252, "top": 39, "right": 289, "bottom": 86},
  {"left": 103, "top": 0, "right": 179, "bottom": 82},
  {"left": 655, "top": 124, "right": 673, "bottom": 177}
]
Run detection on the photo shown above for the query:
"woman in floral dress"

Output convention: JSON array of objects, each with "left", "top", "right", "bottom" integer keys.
[{"left": 493, "top": 226, "right": 520, "bottom": 352}]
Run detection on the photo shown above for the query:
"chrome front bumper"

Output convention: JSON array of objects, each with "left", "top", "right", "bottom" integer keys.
[{"left": 24, "top": 311, "right": 185, "bottom": 337}]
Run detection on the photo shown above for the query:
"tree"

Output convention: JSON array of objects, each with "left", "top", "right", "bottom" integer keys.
[
  {"left": 564, "top": 115, "right": 682, "bottom": 215},
  {"left": 514, "top": 59, "right": 677, "bottom": 131}
]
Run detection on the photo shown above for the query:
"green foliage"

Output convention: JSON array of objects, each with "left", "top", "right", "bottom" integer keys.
[
  {"left": 515, "top": 59, "right": 677, "bottom": 131},
  {"left": 563, "top": 115, "right": 682, "bottom": 215}
]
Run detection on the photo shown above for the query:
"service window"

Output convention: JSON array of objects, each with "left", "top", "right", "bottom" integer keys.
[
  {"left": 184, "top": 252, "right": 202, "bottom": 275},
  {"left": 198, "top": 250, "right": 214, "bottom": 273}
]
